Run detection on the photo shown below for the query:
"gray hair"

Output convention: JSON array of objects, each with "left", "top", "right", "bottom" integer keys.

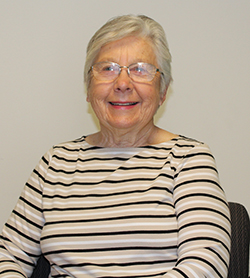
[{"left": 84, "top": 15, "right": 172, "bottom": 95}]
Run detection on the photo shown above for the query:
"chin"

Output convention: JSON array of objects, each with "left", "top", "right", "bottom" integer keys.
[{"left": 107, "top": 119, "right": 139, "bottom": 130}]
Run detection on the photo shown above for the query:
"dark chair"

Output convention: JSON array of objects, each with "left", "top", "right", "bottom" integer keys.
[
  {"left": 30, "top": 202, "right": 250, "bottom": 278},
  {"left": 228, "top": 202, "right": 250, "bottom": 278},
  {"left": 30, "top": 255, "right": 50, "bottom": 278}
]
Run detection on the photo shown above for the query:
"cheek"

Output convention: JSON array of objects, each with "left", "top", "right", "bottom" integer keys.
[
  {"left": 138, "top": 84, "right": 161, "bottom": 106},
  {"left": 87, "top": 83, "right": 104, "bottom": 104},
  {"left": 87, "top": 86, "right": 109, "bottom": 112},
  {"left": 88, "top": 80, "right": 113, "bottom": 98}
]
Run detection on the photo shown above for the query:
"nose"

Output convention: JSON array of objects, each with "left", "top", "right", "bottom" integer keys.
[{"left": 114, "top": 67, "right": 133, "bottom": 93}]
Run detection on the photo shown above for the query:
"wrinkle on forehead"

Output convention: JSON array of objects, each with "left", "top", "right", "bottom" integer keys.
[{"left": 94, "top": 36, "right": 157, "bottom": 66}]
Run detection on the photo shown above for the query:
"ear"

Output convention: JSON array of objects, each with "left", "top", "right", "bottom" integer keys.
[
  {"left": 159, "top": 85, "right": 168, "bottom": 106},
  {"left": 86, "top": 91, "right": 90, "bottom": 102}
]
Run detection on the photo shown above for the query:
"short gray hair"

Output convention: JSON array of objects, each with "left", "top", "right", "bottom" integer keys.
[{"left": 84, "top": 15, "right": 172, "bottom": 95}]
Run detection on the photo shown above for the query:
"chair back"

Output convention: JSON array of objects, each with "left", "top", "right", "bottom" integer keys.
[
  {"left": 30, "top": 255, "right": 50, "bottom": 278},
  {"left": 228, "top": 202, "right": 250, "bottom": 278}
]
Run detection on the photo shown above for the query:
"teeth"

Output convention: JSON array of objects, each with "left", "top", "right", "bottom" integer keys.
[{"left": 111, "top": 102, "right": 137, "bottom": 106}]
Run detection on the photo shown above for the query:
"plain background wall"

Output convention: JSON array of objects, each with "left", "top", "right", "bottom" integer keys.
[{"left": 0, "top": 0, "right": 249, "bottom": 243}]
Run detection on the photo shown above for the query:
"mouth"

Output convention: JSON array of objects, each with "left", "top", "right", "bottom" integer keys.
[{"left": 109, "top": 102, "right": 138, "bottom": 106}]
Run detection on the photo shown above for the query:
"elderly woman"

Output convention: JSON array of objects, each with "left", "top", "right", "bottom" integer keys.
[{"left": 0, "top": 15, "right": 230, "bottom": 278}]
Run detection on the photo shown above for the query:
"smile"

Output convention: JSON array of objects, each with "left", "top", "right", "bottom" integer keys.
[{"left": 109, "top": 102, "right": 138, "bottom": 106}]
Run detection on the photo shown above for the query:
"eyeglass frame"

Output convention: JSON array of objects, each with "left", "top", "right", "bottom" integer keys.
[{"left": 88, "top": 61, "right": 164, "bottom": 83}]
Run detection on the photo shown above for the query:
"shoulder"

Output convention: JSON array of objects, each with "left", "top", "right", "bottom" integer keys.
[
  {"left": 42, "top": 135, "right": 101, "bottom": 161},
  {"left": 166, "top": 135, "right": 216, "bottom": 169},
  {"left": 53, "top": 136, "right": 86, "bottom": 150},
  {"left": 171, "top": 135, "right": 212, "bottom": 154}
]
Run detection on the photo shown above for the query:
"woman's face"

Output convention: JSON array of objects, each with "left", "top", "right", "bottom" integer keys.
[{"left": 87, "top": 36, "right": 166, "bottom": 133}]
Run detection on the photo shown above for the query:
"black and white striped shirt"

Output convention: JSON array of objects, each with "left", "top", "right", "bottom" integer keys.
[{"left": 0, "top": 135, "right": 231, "bottom": 278}]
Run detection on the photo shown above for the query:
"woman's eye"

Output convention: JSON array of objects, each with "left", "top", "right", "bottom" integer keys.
[
  {"left": 131, "top": 66, "right": 146, "bottom": 74},
  {"left": 102, "top": 66, "right": 114, "bottom": 72},
  {"left": 136, "top": 67, "right": 144, "bottom": 72}
]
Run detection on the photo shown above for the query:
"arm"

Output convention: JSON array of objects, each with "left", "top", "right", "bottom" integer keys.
[
  {"left": 0, "top": 151, "right": 51, "bottom": 277},
  {"left": 165, "top": 142, "right": 231, "bottom": 278}
]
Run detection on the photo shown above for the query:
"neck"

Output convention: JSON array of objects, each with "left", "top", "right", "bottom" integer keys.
[{"left": 87, "top": 124, "right": 164, "bottom": 148}]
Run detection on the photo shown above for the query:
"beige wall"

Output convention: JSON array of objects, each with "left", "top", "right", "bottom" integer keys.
[{"left": 1, "top": 0, "right": 250, "bottom": 236}]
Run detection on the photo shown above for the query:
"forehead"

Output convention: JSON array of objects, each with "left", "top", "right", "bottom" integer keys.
[{"left": 95, "top": 36, "right": 157, "bottom": 65}]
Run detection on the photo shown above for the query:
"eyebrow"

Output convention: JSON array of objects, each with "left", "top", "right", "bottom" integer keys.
[{"left": 95, "top": 60, "right": 152, "bottom": 65}]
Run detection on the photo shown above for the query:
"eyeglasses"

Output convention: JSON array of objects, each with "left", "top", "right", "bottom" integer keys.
[{"left": 89, "top": 62, "right": 163, "bottom": 83}]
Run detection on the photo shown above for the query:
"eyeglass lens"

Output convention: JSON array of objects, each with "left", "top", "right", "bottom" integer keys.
[{"left": 92, "top": 62, "right": 159, "bottom": 82}]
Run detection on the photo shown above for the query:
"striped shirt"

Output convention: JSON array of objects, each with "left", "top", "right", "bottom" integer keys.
[{"left": 0, "top": 135, "right": 231, "bottom": 278}]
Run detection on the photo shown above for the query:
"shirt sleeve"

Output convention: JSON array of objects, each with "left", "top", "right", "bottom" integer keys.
[
  {"left": 0, "top": 150, "right": 52, "bottom": 278},
  {"left": 164, "top": 142, "right": 231, "bottom": 278}
]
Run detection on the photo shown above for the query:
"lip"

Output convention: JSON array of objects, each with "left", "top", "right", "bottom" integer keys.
[{"left": 109, "top": 102, "right": 139, "bottom": 109}]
